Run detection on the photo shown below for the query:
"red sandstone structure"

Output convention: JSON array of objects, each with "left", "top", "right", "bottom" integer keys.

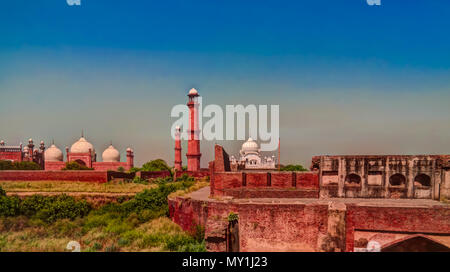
[
  {"left": 169, "top": 144, "right": 450, "bottom": 252},
  {"left": 0, "top": 135, "right": 134, "bottom": 172},
  {"left": 174, "top": 126, "right": 182, "bottom": 171},
  {"left": 186, "top": 88, "right": 202, "bottom": 172}
]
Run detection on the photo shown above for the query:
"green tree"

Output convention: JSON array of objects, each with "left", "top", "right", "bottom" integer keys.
[{"left": 141, "top": 159, "right": 171, "bottom": 172}]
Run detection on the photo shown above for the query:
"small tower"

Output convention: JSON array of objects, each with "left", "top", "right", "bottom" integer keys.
[
  {"left": 186, "top": 88, "right": 201, "bottom": 171},
  {"left": 27, "top": 138, "right": 34, "bottom": 162},
  {"left": 126, "top": 148, "right": 134, "bottom": 171},
  {"left": 174, "top": 126, "right": 182, "bottom": 171}
]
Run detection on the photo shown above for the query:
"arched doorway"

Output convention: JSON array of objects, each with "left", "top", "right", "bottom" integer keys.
[
  {"left": 382, "top": 235, "right": 450, "bottom": 252},
  {"left": 389, "top": 173, "right": 407, "bottom": 198},
  {"left": 414, "top": 174, "right": 432, "bottom": 199},
  {"left": 345, "top": 174, "right": 361, "bottom": 197},
  {"left": 414, "top": 174, "right": 431, "bottom": 187},
  {"left": 389, "top": 173, "right": 406, "bottom": 186},
  {"left": 75, "top": 159, "right": 87, "bottom": 166}
]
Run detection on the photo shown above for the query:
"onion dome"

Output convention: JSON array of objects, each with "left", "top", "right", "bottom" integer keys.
[
  {"left": 70, "top": 137, "right": 95, "bottom": 154},
  {"left": 102, "top": 144, "right": 120, "bottom": 162},
  {"left": 44, "top": 144, "right": 63, "bottom": 162},
  {"left": 241, "top": 137, "right": 260, "bottom": 154}
]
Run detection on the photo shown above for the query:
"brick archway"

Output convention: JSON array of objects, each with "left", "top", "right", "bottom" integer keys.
[{"left": 382, "top": 235, "right": 450, "bottom": 252}]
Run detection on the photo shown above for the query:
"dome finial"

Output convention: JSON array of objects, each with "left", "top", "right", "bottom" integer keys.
[{"left": 81, "top": 129, "right": 84, "bottom": 138}]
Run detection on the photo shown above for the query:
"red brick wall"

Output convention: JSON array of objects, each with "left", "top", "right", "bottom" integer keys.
[
  {"left": 138, "top": 171, "right": 172, "bottom": 180},
  {"left": 92, "top": 162, "right": 129, "bottom": 171},
  {"left": 271, "top": 172, "right": 294, "bottom": 188},
  {"left": 211, "top": 171, "right": 319, "bottom": 197},
  {"left": 345, "top": 205, "right": 450, "bottom": 251},
  {"left": 174, "top": 170, "right": 210, "bottom": 179},
  {"left": 296, "top": 172, "right": 319, "bottom": 189},
  {"left": 212, "top": 172, "right": 244, "bottom": 196},
  {"left": 0, "top": 171, "right": 108, "bottom": 182},
  {"left": 0, "top": 152, "right": 22, "bottom": 162},
  {"left": 44, "top": 161, "right": 65, "bottom": 170}
]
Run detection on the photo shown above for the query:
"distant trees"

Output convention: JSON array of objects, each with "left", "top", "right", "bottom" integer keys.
[
  {"left": 0, "top": 160, "right": 41, "bottom": 170},
  {"left": 141, "top": 159, "right": 171, "bottom": 172},
  {"left": 280, "top": 164, "right": 308, "bottom": 172},
  {"left": 62, "top": 161, "right": 94, "bottom": 171}
]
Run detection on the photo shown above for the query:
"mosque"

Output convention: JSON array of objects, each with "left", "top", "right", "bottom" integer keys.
[
  {"left": 0, "top": 134, "right": 134, "bottom": 171},
  {"left": 229, "top": 137, "right": 277, "bottom": 170}
]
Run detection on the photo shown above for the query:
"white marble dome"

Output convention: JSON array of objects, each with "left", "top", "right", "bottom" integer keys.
[
  {"left": 70, "top": 137, "right": 95, "bottom": 154},
  {"left": 241, "top": 137, "right": 259, "bottom": 154},
  {"left": 45, "top": 144, "right": 63, "bottom": 162},
  {"left": 102, "top": 145, "right": 120, "bottom": 162}
]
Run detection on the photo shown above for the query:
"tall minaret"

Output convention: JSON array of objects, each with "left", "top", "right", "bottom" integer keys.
[
  {"left": 186, "top": 88, "right": 201, "bottom": 171},
  {"left": 174, "top": 126, "right": 182, "bottom": 171}
]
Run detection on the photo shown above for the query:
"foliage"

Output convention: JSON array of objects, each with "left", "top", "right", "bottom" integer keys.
[
  {"left": 62, "top": 161, "right": 94, "bottom": 171},
  {"left": 0, "top": 175, "right": 206, "bottom": 252},
  {"left": 0, "top": 160, "right": 41, "bottom": 170},
  {"left": 141, "top": 159, "right": 171, "bottom": 172},
  {"left": 132, "top": 176, "right": 150, "bottom": 185},
  {"left": 228, "top": 212, "right": 239, "bottom": 222},
  {"left": 0, "top": 193, "right": 91, "bottom": 223},
  {"left": 0, "top": 186, "right": 5, "bottom": 197},
  {"left": 117, "top": 167, "right": 125, "bottom": 172},
  {"left": 280, "top": 164, "right": 308, "bottom": 172}
]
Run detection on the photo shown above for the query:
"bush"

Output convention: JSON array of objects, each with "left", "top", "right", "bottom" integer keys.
[
  {"left": 0, "top": 194, "right": 91, "bottom": 223},
  {"left": 0, "top": 160, "right": 41, "bottom": 170},
  {"left": 62, "top": 161, "right": 94, "bottom": 171},
  {"left": 0, "top": 186, "right": 6, "bottom": 197},
  {"left": 141, "top": 159, "right": 171, "bottom": 172},
  {"left": 117, "top": 167, "right": 125, "bottom": 172}
]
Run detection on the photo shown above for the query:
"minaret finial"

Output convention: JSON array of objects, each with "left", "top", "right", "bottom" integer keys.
[
  {"left": 81, "top": 129, "right": 84, "bottom": 138},
  {"left": 52, "top": 138, "right": 55, "bottom": 145}
]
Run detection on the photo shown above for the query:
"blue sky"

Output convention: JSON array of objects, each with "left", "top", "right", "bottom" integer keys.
[{"left": 1, "top": 0, "right": 449, "bottom": 167}]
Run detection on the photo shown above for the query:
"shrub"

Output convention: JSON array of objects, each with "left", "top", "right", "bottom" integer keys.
[
  {"left": 141, "top": 159, "right": 171, "bottom": 172},
  {"left": 0, "top": 186, "right": 6, "bottom": 197},
  {"left": 117, "top": 166, "right": 125, "bottom": 172},
  {"left": 0, "top": 160, "right": 41, "bottom": 170},
  {"left": 62, "top": 161, "right": 94, "bottom": 171},
  {"left": 132, "top": 176, "right": 149, "bottom": 185}
]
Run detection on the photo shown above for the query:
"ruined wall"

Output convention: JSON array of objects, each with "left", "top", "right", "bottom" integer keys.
[
  {"left": 92, "top": 162, "right": 130, "bottom": 171},
  {"left": 0, "top": 170, "right": 108, "bottom": 182},
  {"left": 317, "top": 155, "right": 447, "bottom": 200},
  {"left": 0, "top": 151, "right": 22, "bottom": 162},
  {"left": 211, "top": 171, "right": 319, "bottom": 198},
  {"left": 170, "top": 193, "right": 450, "bottom": 252}
]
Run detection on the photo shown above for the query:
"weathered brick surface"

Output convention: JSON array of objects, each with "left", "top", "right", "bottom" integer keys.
[
  {"left": 246, "top": 173, "right": 268, "bottom": 188},
  {"left": 296, "top": 172, "right": 319, "bottom": 189},
  {"left": 271, "top": 172, "right": 294, "bottom": 188}
]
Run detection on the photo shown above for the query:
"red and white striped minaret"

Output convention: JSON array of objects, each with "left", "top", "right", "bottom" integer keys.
[
  {"left": 186, "top": 88, "right": 201, "bottom": 171},
  {"left": 174, "top": 126, "right": 182, "bottom": 171}
]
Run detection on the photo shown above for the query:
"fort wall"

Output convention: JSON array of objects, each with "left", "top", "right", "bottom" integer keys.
[{"left": 0, "top": 170, "right": 108, "bottom": 183}]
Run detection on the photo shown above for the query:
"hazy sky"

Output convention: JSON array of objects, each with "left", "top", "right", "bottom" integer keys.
[{"left": 1, "top": 0, "right": 450, "bottom": 167}]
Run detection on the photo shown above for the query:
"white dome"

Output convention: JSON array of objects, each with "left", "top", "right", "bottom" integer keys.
[
  {"left": 102, "top": 145, "right": 120, "bottom": 162},
  {"left": 241, "top": 137, "right": 259, "bottom": 153},
  {"left": 70, "top": 137, "right": 95, "bottom": 154},
  {"left": 188, "top": 88, "right": 199, "bottom": 96},
  {"left": 45, "top": 144, "right": 63, "bottom": 162}
]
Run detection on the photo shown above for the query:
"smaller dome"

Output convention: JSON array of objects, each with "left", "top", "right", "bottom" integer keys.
[
  {"left": 241, "top": 137, "right": 259, "bottom": 154},
  {"left": 45, "top": 144, "right": 63, "bottom": 162},
  {"left": 102, "top": 145, "right": 120, "bottom": 162},
  {"left": 188, "top": 88, "right": 199, "bottom": 96}
]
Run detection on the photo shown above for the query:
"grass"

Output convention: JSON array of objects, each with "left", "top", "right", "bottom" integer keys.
[
  {"left": 168, "top": 178, "right": 209, "bottom": 198},
  {"left": 0, "top": 176, "right": 208, "bottom": 252},
  {"left": 0, "top": 180, "right": 157, "bottom": 194}
]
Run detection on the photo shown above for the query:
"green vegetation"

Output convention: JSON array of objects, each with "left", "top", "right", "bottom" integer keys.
[
  {"left": 0, "top": 175, "right": 207, "bottom": 252},
  {"left": 62, "top": 161, "right": 93, "bottom": 171},
  {"left": 127, "top": 159, "right": 173, "bottom": 175},
  {"left": 280, "top": 164, "right": 308, "bottom": 172},
  {"left": 0, "top": 160, "right": 41, "bottom": 170},
  {"left": 227, "top": 212, "right": 239, "bottom": 222}
]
